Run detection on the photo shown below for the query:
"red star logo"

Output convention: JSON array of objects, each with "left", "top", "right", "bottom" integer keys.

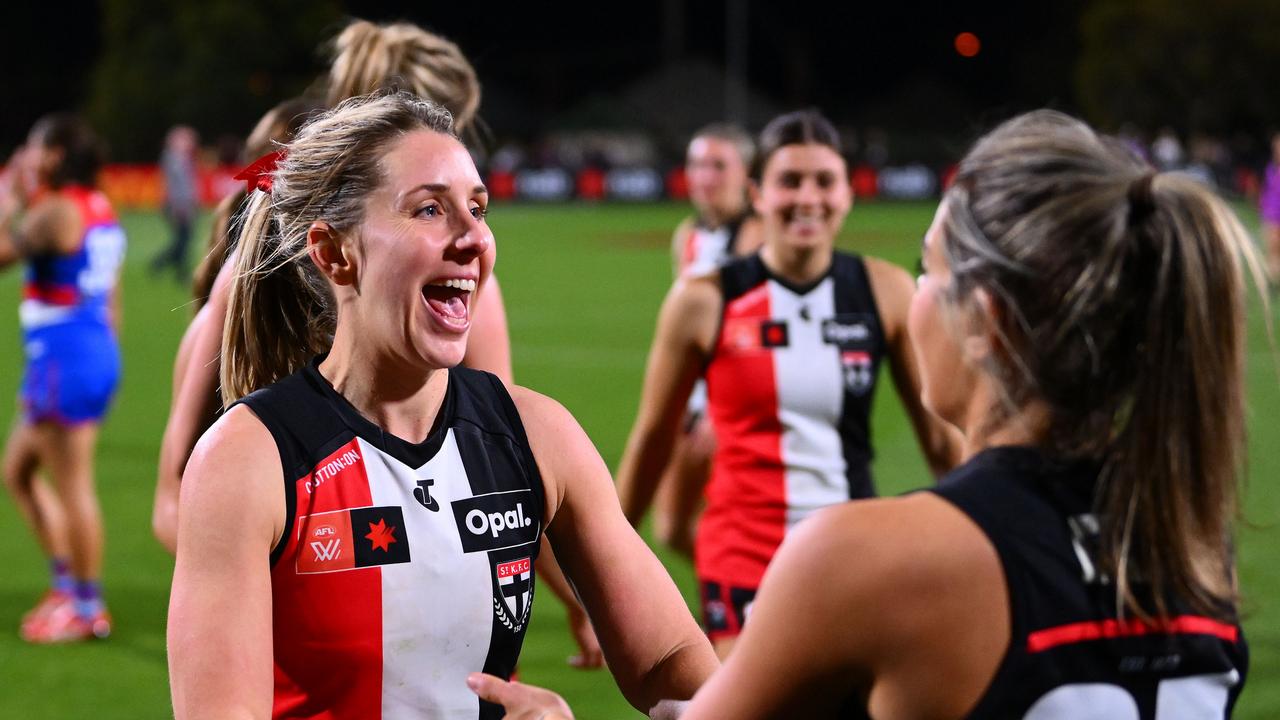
[
  {"left": 767, "top": 325, "right": 784, "bottom": 344},
  {"left": 365, "top": 518, "right": 398, "bottom": 552}
]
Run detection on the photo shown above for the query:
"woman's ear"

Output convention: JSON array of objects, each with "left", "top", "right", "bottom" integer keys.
[
  {"left": 962, "top": 287, "right": 1003, "bottom": 365},
  {"left": 307, "top": 221, "right": 356, "bottom": 286},
  {"left": 748, "top": 179, "right": 764, "bottom": 216}
]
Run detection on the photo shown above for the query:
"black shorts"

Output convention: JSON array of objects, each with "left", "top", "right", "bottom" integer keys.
[{"left": 699, "top": 580, "right": 756, "bottom": 640}]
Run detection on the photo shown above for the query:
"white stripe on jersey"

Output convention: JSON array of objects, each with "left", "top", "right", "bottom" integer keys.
[
  {"left": 358, "top": 432, "right": 493, "bottom": 719},
  {"left": 767, "top": 278, "right": 851, "bottom": 531}
]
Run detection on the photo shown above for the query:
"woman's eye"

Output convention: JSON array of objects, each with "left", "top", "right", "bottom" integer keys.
[
  {"left": 416, "top": 204, "right": 439, "bottom": 218},
  {"left": 470, "top": 206, "right": 488, "bottom": 221}
]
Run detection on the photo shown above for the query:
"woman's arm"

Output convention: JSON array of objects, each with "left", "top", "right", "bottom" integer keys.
[
  {"left": 864, "top": 257, "right": 964, "bottom": 476},
  {"left": 514, "top": 386, "right": 718, "bottom": 713},
  {"left": 153, "top": 260, "right": 234, "bottom": 553},
  {"left": 462, "top": 274, "right": 513, "bottom": 386},
  {"left": 615, "top": 276, "right": 720, "bottom": 526},
  {"left": 168, "top": 405, "right": 285, "bottom": 720}
]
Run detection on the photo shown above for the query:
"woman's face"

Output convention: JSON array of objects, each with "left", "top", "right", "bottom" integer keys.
[
  {"left": 345, "top": 129, "right": 494, "bottom": 371},
  {"left": 686, "top": 136, "right": 748, "bottom": 222},
  {"left": 908, "top": 204, "right": 977, "bottom": 429},
  {"left": 753, "top": 143, "right": 850, "bottom": 253}
]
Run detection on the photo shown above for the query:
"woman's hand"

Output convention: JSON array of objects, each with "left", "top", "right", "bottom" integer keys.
[{"left": 466, "top": 673, "right": 574, "bottom": 720}]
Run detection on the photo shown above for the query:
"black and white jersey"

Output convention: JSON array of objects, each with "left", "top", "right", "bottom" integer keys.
[{"left": 236, "top": 359, "right": 543, "bottom": 719}]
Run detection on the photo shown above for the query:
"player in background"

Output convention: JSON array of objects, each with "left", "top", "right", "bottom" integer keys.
[
  {"left": 153, "top": 17, "right": 603, "bottom": 669},
  {"left": 167, "top": 92, "right": 715, "bottom": 720},
  {"left": 0, "top": 115, "right": 125, "bottom": 642},
  {"left": 652, "top": 123, "right": 763, "bottom": 556},
  {"left": 616, "top": 110, "right": 960, "bottom": 658},
  {"left": 476, "top": 108, "right": 1257, "bottom": 719},
  {"left": 1259, "top": 131, "right": 1280, "bottom": 286}
]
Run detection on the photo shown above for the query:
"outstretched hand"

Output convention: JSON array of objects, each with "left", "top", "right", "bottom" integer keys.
[{"left": 466, "top": 673, "right": 574, "bottom": 720}]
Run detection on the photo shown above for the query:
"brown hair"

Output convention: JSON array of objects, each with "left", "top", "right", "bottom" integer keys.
[
  {"left": 752, "top": 109, "right": 842, "bottom": 180},
  {"left": 192, "top": 97, "right": 323, "bottom": 307},
  {"left": 30, "top": 114, "right": 105, "bottom": 189},
  {"left": 940, "top": 109, "right": 1264, "bottom": 619},
  {"left": 220, "top": 91, "right": 455, "bottom": 404},
  {"left": 326, "top": 19, "right": 480, "bottom": 133}
]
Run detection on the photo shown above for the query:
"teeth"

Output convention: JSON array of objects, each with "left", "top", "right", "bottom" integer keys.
[{"left": 430, "top": 278, "right": 476, "bottom": 292}]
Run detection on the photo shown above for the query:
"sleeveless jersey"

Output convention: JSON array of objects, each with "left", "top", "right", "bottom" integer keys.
[
  {"left": 237, "top": 361, "right": 544, "bottom": 720},
  {"left": 21, "top": 186, "right": 126, "bottom": 332},
  {"left": 923, "top": 446, "right": 1247, "bottom": 719},
  {"left": 698, "top": 251, "right": 885, "bottom": 588},
  {"left": 678, "top": 213, "right": 749, "bottom": 277}
]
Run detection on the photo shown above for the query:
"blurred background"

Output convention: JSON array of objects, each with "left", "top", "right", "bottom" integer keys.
[
  {"left": 6, "top": 0, "right": 1280, "bottom": 205},
  {"left": 2, "top": 1, "right": 1279, "bottom": 718}
]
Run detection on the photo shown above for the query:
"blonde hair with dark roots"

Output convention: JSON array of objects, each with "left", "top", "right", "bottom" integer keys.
[
  {"left": 940, "top": 109, "right": 1266, "bottom": 620},
  {"left": 326, "top": 19, "right": 480, "bottom": 133},
  {"left": 220, "top": 91, "right": 455, "bottom": 405}
]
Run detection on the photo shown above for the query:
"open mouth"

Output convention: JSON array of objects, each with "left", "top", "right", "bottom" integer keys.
[{"left": 422, "top": 278, "right": 476, "bottom": 331}]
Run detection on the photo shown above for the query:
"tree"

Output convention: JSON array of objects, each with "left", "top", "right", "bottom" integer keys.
[
  {"left": 86, "top": 0, "right": 341, "bottom": 160},
  {"left": 1076, "top": 0, "right": 1280, "bottom": 134}
]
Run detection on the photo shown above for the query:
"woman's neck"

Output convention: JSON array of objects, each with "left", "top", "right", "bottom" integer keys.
[
  {"left": 760, "top": 240, "right": 831, "bottom": 287},
  {"left": 320, "top": 326, "right": 448, "bottom": 444},
  {"left": 958, "top": 389, "right": 1052, "bottom": 459}
]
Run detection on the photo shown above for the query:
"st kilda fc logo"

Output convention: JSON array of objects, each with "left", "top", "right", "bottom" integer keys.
[
  {"left": 296, "top": 505, "right": 411, "bottom": 574},
  {"left": 842, "top": 350, "right": 874, "bottom": 395},
  {"left": 492, "top": 556, "right": 534, "bottom": 633}
]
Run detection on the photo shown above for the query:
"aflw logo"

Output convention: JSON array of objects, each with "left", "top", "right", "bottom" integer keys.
[{"left": 310, "top": 538, "right": 342, "bottom": 562}]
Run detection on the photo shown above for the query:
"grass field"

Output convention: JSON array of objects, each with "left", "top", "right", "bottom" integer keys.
[{"left": 0, "top": 200, "right": 1276, "bottom": 718}]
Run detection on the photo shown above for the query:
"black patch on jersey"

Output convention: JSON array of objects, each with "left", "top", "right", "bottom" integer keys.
[
  {"left": 350, "top": 505, "right": 411, "bottom": 567},
  {"left": 760, "top": 320, "right": 790, "bottom": 348},
  {"left": 451, "top": 490, "right": 540, "bottom": 553}
]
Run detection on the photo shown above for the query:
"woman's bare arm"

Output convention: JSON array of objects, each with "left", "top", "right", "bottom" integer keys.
[
  {"left": 865, "top": 257, "right": 964, "bottom": 476},
  {"left": 514, "top": 386, "right": 718, "bottom": 713},
  {"left": 168, "top": 405, "right": 284, "bottom": 720},
  {"left": 614, "top": 276, "right": 720, "bottom": 526}
]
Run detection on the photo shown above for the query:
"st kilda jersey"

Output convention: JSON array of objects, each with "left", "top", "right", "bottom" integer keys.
[
  {"left": 698, "top": 251, "right": 884, "bottom": 588},
  {"left": 678, "top": 213, "right": 750, "bottom": 277},
  {"left": 922, "top": 446, "right": 1247, "bottom": 719},
  {"left": 237, "top": 359, "right": 544, "bottom": 720}
]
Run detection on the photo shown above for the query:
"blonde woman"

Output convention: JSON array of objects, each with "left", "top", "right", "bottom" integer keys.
[{"left": 167, "top": 92, "right": 715, "bottom": 719}]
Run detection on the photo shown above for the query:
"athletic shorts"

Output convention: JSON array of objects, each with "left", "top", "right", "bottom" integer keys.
[
  {"left": 21, "top": 322, "right": 121, "bottom": 424},
  {"left": 699, "top": 580, "right": 757, "bottom": 640}
]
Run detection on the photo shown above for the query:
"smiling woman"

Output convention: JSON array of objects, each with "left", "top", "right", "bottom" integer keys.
[{"left": 166, "top": 92, "right": 717, "bottom": 720}]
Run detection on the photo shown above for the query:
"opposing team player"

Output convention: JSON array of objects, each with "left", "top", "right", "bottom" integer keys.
[
  {"left": 616, "top": 109, "right": 960, "bottom": 657},
  {"left": 167, "top": 92, "right": 716, "bottom": 720},
  {"left": 651, "top": 123, "right": 763, "bottom": 555},
  {"left": 0, "top": 115, "right": 125, "bottom": 642},
  {"left": 472, "top": 108, "right": 1255, "bottom": 719}
]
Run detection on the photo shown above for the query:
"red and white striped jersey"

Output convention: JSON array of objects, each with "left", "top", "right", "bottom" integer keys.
[
  {"left": 698, "top": 252, "right": 885, "bottom": 588},
  {"left": 238, "top": 361, "right": 542, "bottom": 720},
  {"left": 678, "top": 214, "right": 750, "bottom": 277}
]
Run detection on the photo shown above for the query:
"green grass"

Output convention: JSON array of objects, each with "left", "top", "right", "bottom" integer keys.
[{"left": 0, "top": 201, "right": 1275, "bottom": 718}]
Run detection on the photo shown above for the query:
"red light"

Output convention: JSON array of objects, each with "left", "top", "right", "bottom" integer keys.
[{"left": 955, "top": 32, "right": 981, "bottom": 58}]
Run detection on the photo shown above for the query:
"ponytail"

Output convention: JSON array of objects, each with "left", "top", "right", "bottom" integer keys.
[
  {"left": 1098, "top": 174, "right": 1257, "bottom": 619},
  {"left": 220, "top": 190, "right": 334, "bottom": 405},
  {"left": 940, "top": 109, "right": 1266, "bottom": 620}
]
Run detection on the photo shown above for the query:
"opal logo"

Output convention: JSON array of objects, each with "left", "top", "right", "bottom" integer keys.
[
  {"left": 451, "top": 490, "right": 540, "bottom": 553},
  {"left": 465, "top": 504, "right": 534, "bottom": 538}
]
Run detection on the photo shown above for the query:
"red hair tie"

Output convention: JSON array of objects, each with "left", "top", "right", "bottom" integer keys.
[{"left": 234, "top": 149, "right": 286, "bottom": 194}]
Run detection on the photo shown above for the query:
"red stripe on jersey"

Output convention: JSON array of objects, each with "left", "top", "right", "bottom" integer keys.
[
  {"left": 65, "top": 186, "right": 119, "bottom": 228},
  {"left": 1027, "top": 615, "right": 1240, "bottom": 654},
  {"left": 271, "top": 438, "right": 383, "bottom": 720},
  {"left": 23, "top": 284, "right": 79, "bottom": 305},
  {"left": 700, "top": 282, "right": 786, "bottom": 588},
  {"left": 679, "top": 226, "right": 699, "bottom": 273}
]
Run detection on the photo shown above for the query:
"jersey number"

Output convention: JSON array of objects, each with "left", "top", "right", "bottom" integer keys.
[
  {"left": 79, "top": 226, "right": 126, "bottom": 295},
  {"left": 1025, "top": 671, "right": 1239, "bottom": 719}
]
